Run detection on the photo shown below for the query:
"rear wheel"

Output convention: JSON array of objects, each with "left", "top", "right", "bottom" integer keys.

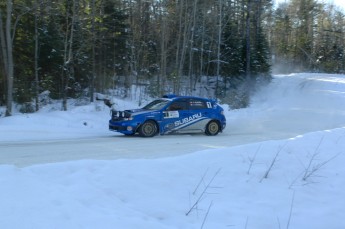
[
  {"left": 138, "top": 120, "right": 158, "bottom": 137},
  {"left": 205, "top": 120, "right": 220, "bottom": 136}
]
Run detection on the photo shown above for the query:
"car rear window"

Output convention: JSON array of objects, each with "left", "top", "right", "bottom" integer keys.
[{"left": 189, "top": 99, "right": 208, "bottom": 110}]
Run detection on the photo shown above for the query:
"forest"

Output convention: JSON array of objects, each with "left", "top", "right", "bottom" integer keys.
[{"left": 1, "top": 0, "right": 344, "bottom": 116}]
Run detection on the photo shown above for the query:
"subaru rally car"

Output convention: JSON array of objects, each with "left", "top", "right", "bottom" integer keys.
[{"left": 109, "top": 94, "right": 226, "bottom": 137}]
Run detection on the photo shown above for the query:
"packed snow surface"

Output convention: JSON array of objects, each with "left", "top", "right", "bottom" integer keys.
[{"left": 0, "top": 73, "right": 345, "bottom": 229}]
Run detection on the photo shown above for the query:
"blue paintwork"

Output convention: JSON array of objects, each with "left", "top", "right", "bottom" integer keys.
[{"left": 109, "top": 95, "right": 226, "bottom": 136}]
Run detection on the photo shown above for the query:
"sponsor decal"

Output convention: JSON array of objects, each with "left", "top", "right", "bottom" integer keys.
[
  {"left": 164, "top": 123, "right": 175, "bottom": 131},
  {"left": 174, "top": 113, "right": 202, "bottom": 127}
]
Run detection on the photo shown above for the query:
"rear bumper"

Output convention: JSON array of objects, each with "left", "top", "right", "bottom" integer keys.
[{"left": 221, "top": 123, "right": 226, "bottom": 131}]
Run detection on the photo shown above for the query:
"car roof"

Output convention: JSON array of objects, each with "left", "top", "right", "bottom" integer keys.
[
  {"left": 162, "top": 94, "right": 217, "bottom": 103},
  {"left": 163, "top": 94, "right": 204, "bottom": 99}
]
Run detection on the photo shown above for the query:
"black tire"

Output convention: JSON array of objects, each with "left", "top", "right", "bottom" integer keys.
[
  {"left": 205, "top": 120, "right": 220, "bottom": 136},
  {"left": 138, "top": 120, "right": 158, "bottom": 137}
]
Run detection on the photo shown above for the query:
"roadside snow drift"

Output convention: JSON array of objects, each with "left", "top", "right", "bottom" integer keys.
[{"left": 0, "top": 73, "right": 345, "bottom": 229}]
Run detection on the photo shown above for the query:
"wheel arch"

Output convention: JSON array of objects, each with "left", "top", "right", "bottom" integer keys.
[{"left": 135, "top": 119, "right": 160, "bottom": 133}]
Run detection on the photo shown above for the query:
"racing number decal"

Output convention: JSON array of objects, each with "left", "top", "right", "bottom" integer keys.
[
  {"left": 206, "top": 102, "right": 212, "bottom": 108},
  {"left": 164, "top": 111, "right": 180, "bottom": 119}
]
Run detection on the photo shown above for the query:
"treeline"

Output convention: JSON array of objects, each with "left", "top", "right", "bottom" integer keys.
[
  {"left": 0, "top": 0, "right": 344, "bottom": 115},
  {"left": 271, "top": 0, "right": 345, "bottom": 74}
]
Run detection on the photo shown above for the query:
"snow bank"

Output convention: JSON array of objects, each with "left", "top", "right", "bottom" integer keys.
[{"left": 0, "top": 128, "right": 344, "bottom": 229}]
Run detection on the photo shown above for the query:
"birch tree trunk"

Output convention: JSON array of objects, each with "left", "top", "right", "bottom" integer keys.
[
  {"left": 246, "top": 0, "right": 252, "bottom": 82},
  {"left": 34, "top": 0, "right": 40, "bottom": 111},
  {"left": 159, "top": 7, "right": 167, "bottom": 96},
  {"left": 215, "top": 0, "right": 222, "bottom": 97},
  {"left": 188, "top": 0, "right": 198, "bottom": 93},
  {"left": 177, "top": 1, "right": 190, "bottom": 95},
  {"left": 62, "top": 0, "right": 77, "bottom": 111},
  {"left": 0, "top": 0, "right": 14, "bottom": 116},
  {"left": 90, "top": 0, "right": 95, "bottom": 102},
  {"left": 0, "top": 12, "right": 8, "bottom": 77}
]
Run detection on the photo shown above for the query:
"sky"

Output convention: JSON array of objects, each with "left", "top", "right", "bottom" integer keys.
[
  {"left": 0, "top": 73, "right": 345, "bottom": 229},
  {"left": 275, "top": 0, "right": 345, "bottom": 11}
]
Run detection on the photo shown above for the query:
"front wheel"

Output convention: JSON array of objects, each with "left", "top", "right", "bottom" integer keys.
[
  {"left": 138, "top": 120, "right": 158, "bottom": 137},
  {"left": 205, "top": 120, "right": 220, "bottom": 136}
]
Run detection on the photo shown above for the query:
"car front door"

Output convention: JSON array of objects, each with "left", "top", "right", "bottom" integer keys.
[{"left": 161, "top": 99, "right": 190, "bottom": 134}]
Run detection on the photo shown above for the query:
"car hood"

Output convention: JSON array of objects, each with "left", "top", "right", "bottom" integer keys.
[{"left": 125, "top": 109, "right": 159, "bottom": 116}]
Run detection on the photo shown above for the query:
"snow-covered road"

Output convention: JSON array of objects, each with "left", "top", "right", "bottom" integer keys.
[
  {"left": 1, "top": 73, "right": 345, "bottom": 167},
  {"left": 0, "top": 131, "right": 294, "bottom": 167}
]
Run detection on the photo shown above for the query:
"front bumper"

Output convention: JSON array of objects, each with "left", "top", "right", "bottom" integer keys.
[{"left": 109, "top": 120, "right": 139, "bottom": 135}]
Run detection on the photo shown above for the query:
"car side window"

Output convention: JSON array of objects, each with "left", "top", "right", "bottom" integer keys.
[
  {"left": 189, "top": 99, "right": 208, "bottom": 110},
  {"left": 167, "top": 100, "right": 188, "bottom": 111}
]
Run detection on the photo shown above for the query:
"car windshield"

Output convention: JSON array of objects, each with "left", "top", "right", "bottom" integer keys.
[{"left": 142, "top": 99, "right": 170, "bottom": 110}]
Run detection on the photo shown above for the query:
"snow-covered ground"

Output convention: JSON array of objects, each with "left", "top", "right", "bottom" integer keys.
[{"left": 0, "top": 73, "right": 345, "bottom": 229}]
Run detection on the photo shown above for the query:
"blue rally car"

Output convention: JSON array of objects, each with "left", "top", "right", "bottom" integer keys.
[{"left": 109, "top": 95, "right": 226, "bottom": 137}]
